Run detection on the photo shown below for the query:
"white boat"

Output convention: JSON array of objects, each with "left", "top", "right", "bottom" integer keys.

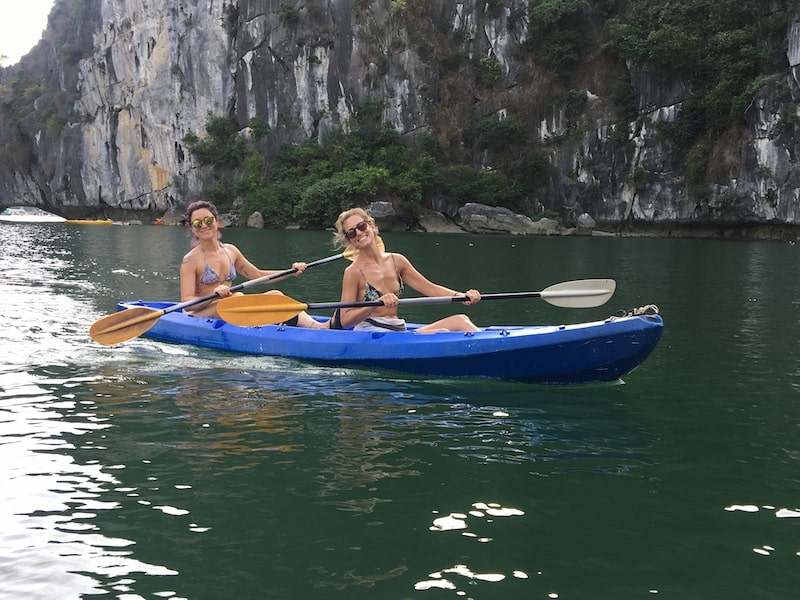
[{"left": 0, "top": 207, "right": 66, "bottom": 223}]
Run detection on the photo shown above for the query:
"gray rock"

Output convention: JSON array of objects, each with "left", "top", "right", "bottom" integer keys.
[
  {"left": 418, "top": 210, "right": 465, "bottom": 233},
  {"left": 365, "top": 201, "right": 396, "bottom": 219},
  {"left": 366, "top": 201, "right": 406, "bottom": 231},
  {"left": 530, "top": 217, "right": 561, "bottom": 236},
  {"left": 246, "top": 211, "right": 265, "bottom": 228},
  {"left": 577, "top": 213, "right": 596, "bottom": 230},
  {"left": 458, "top": 203, "right": 540, "bottom": 235}
]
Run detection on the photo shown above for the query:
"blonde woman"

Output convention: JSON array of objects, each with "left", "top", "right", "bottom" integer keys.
[{"left": 332, "top": 208, "right": 480, "bottom": 332}]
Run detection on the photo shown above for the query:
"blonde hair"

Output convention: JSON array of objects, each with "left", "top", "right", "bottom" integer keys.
[{"left": 333, "top": 207, "right": 378, "bottom": 249}]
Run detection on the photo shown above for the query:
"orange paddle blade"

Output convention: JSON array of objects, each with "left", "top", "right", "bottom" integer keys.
[
  {"left": 89, "top": 306, "right": 164, "bottom": 345},
  {"left": 217, "top": 295, "right": 310, "bottom": 327}
]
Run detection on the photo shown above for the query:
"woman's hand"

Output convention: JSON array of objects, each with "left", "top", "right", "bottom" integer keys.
[
  {"left": 462, "top": 289, "right": 481, "bottom": 305},
  {"left": 378, "top": 292, "right": 399, "bottom": 308},
  {"left": 291, "top": 262, "right": 308, "bottom": 276},
  {"left": 214, "top": 284, "right": 232, "bottom": 298}
]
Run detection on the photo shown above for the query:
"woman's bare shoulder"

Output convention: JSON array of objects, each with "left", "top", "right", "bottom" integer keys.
[
  {"left": 343, "top": 261, "right": 361, "bottom": 275},
  {"left": 387, "top": 252, "right": 411, "bottom": 268},
  {"left": 222, "top": 242, "right": 243, "bottom": 257},
  {"left": 181, "top": 247, "right": 200, "bottom": 264}
]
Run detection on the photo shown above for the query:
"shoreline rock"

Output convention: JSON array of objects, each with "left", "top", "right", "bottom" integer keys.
[{"left": 235, "top": 201, "right": 800, "bottom": 242}]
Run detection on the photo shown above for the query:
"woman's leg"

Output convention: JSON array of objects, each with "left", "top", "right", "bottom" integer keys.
[
  {"left": 416, "top": 314, "right": 479, "bottom": 333},
  {"left": 295, "top": 311, "right": 330, "bottom": 329},
  {"left": 186, "top": 291, "right": 243, "bottom": 318}
]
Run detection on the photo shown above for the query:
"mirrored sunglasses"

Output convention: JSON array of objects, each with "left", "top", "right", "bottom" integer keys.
[{"left": 191, "top": 216, "right": 216, "bottom": 229}]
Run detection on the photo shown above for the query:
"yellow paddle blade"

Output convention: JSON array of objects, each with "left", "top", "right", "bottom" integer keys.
[
  {"left": 217, "top": 295, "right": 310, "bottom": 326},
  {"left": 89, "top": 306, "right": 164, "bottom": 345}
]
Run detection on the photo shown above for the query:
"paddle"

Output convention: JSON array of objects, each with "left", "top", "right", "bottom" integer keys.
[
  {"left": 217, "top": 279, "right": 617, "bottom": 327},
  {"left": 90, "top": 250, "right": 358, "bottom": 346}
]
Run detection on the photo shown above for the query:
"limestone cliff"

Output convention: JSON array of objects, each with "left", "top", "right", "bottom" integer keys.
[{"left": 0, "top": 0, "right": 799, "bottom": 237}]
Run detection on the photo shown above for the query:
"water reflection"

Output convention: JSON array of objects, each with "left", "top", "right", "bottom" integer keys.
[
  {"left": 56, "top": 361, "right": 650, "bottom": 595},
  {"left": 7, "top": 224, "right": 800, "bottom": 598},
  {"left": 0, "top": 369, "right": 178, "bottom": 598},
  {"left": 724, "top": 503, "right": 800, "bottom": 558}
]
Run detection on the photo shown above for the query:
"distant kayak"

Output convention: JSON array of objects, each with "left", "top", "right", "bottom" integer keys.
[
  {"left": 65, "top": 219, "right": 114, "bottom": 225},
  {"left": 0, "top": 207, "right": 65, "bottom": 223},
  {"left": 117, "top": 300, "right": 664, "bottom": 384}
]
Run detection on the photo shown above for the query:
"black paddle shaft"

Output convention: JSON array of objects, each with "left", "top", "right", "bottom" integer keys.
[{"left": 302, "top": 292, "right": 530, "bottom": 311}]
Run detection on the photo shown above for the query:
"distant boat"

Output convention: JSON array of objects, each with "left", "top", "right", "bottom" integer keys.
[
  {"left": 65, "top": 218, "right": 114, "bottom": 225},
  {"left": 0, "top": 207, "right": 66, "bottom": 223}
]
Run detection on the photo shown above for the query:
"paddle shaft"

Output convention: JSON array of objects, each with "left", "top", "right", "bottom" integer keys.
[
  {"left": 90, "top": 252, "right": 344, "bottom": 339},
  {"left": 299, "top": 293, "right": 516, "bottom": 311},
  {"left": 300, "top": 289, "right": 605, "bottom": 311},
  {"left": 216, "top": 279, "right": 616, "bottom": 327},
  {"left": 167, "top": 252, "right": 344, "bottom": 314}
]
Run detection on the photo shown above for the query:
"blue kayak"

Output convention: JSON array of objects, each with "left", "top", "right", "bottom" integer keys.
[{"left": 117, "top": 301, "right": 663, "bottom": 384}]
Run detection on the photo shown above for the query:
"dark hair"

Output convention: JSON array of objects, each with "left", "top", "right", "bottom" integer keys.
[
  {"left": 185, "top": 200, "right": 219, "bottom": 221},
  {"left": 184, "top": 200, "right": 221, "bottom": 246}
]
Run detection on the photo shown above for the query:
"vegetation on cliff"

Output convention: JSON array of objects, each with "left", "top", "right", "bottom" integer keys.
[
  {"left": 185, "top": 105, "right": 552, "bottom": 228},
  {"left": 0, "top": 0, "right": 99, "bottom": 171},
  {"left": 181, "top": 0, "right": 799, "bottom": 228},
  {"left": 1, "top": 0, "right": 799, "bottom": 227}
]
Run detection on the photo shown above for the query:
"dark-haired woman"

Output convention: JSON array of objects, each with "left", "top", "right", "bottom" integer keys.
[
  {"left": 332, "top": 207, "right": 480, "bottom": 332},
  {"left": 179, "top": 200, "right": 328, "bottom": 328}
]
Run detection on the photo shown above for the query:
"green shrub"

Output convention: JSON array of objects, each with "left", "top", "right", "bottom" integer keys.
[
  {"left": 294, "top": 166, "right": 390, "bottom": 228},
  {"left": 184, "top": 114, "right": 248, "bottom": 168},
  {"left": 476, "top": 55, "right": 503, "bottom": 87}
]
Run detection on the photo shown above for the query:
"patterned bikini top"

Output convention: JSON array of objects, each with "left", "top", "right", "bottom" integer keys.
[
  {"left": 198, "top": 245, "right": 237, "bottom": 285},
  {"left": 362, "top": 253, "right": 404, "bottom": 301}
]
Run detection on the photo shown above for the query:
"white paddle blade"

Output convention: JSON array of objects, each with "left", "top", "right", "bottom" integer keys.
[{"left": 540, "top": 279, "right": 616, "bottom": 308}]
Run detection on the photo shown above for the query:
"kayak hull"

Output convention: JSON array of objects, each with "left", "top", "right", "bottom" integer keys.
[{"left": 117, "top": 301, "right": 663, "bottom": 384}]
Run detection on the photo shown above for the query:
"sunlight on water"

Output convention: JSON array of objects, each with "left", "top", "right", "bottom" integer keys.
[
  {"left": 416, "top": 502, "right": 530, "bottom": 594},
  {"left": 0, "top": 370, "right": 179, "bottom": 597},
  {"left": 723, "top": 503, "right": 800, "bottom": 558},
  {"left": 3, "top": 226, "right": 800, "bottom": 598}
]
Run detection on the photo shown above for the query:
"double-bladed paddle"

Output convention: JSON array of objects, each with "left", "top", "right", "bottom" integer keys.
[
  {"left": 216, "top": 279, "right": 617, "bottom": 327},
  {"left": 89, "top": 248, "right": 364, "bottom": 346}
]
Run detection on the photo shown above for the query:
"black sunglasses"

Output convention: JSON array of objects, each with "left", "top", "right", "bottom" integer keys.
[
  {"left": 344, "top": 220, "right": 368, "bottom": 240},
  {"left": 191, "top": 216, "right": 216, "bottom": 229}
]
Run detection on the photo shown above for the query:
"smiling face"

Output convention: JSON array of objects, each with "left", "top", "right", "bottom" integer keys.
[
  {"left": 341, "top": 214, "right": 373, "bottom": 247},
  {"left": 189, "top": 208, "right": 217, "bottom": 235}
]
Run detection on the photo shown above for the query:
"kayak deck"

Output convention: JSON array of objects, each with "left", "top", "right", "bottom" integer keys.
[{"left": 117, "top": 301, "right": 663, "bottom": 384}]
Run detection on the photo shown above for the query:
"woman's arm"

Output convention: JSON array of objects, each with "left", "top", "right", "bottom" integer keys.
[
  {"left": 231, "top": 244, "right": 307, "bottom": 282},
  {"left": 395, "top": 253, "right": 480, "bottom": 304},
  {"left": 179, "top": 252, "right": 200, "bottom": 302}
]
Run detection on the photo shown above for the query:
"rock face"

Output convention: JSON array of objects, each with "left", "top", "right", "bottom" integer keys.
[
  {"left": 458, "top": 203, "right": 538, "bottom": 235},
  {"left": 1, "top": 1, "right": 799, "bottom": 235}
]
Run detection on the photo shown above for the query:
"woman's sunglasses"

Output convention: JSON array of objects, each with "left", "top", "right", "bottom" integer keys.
[
  {"left": 191, "top": 216, "right": 216, "bottom": 229},
  {"left": 344, "top": 220, "right": 369, "bottom": 240}
]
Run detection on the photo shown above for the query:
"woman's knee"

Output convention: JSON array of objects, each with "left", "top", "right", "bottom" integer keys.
[{"left": 454, "top": 314, "right": 478, "bottom": 331}]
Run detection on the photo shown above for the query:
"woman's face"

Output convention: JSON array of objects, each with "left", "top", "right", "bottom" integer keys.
[
  {"left": 189, "top": 209, "right": 217, "bottom": 236},
  {"left": 342, "top": 214, "right": 372, "bottom": 247}
]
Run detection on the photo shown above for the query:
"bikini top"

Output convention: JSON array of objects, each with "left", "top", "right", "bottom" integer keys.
[
  {"left": 198, "top": 245, "right": 237, "bottom": 285},
  {"left": 362, "top": 253, "right": 404, "bottom": 301}
]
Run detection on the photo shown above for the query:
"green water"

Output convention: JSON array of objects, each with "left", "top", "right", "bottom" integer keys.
[{"left": 1, "top": 223, "right": 798, "bottom": 599}]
